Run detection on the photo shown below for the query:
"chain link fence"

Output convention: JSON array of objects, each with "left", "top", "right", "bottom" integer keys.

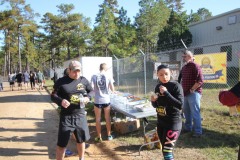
[{"left": 113, "top": 40, "right": 240, "bottom": 107}]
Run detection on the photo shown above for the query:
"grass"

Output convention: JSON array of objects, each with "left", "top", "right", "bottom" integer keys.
[{"left": 44, "top": 80, "right": 240, "bottom": 160}]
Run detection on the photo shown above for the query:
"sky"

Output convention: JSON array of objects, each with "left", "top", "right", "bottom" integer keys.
[{"left": 2, "top": 0, "right": 240, "bottom": 28}]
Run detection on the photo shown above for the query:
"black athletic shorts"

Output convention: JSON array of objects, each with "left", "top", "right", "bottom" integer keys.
[
  {"left": 94, "top": 103, "right": 110, "bottom": 109},
  {"left": 57, "top": 114, "right": 90, "bottom": 147}
]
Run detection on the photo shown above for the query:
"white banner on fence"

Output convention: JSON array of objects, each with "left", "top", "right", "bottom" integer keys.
[{"left": 153, "top": 61, "right": 181, "bottom": 81}]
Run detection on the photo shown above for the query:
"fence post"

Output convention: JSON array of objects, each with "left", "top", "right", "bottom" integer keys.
[
  {"left": 113, "top": 55, "right": 119, "bottom": 89},
  {"left": 139, "top": 50, "right": 146, "bottom": 96}
]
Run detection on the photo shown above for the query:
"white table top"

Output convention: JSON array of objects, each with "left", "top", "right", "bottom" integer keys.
[{"left": 111, "top": 103, "right": 157, "bottom": 119}]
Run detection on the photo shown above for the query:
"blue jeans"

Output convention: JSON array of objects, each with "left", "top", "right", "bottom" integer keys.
[{"left": 183, "top": 92, "right": 202, "bottom": 134}]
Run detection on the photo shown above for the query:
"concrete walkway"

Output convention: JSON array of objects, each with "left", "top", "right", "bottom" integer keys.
[{"left": 0, "top": 82, "right": 59, "bottom": 160}]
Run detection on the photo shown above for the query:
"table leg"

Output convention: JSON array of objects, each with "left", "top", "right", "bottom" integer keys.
[
  {"left": 142, "top": 117, "right": 149, "bottom": 135},
  {"left": 139, "top": 118, "right": 160, "bottom": 155},
  {"left": 139, "top": 140, "right": 160, "bottom": 155}
]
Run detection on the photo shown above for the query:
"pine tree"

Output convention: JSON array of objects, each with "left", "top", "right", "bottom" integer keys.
[
  {"left": 92, "top": 0, "right": 119, "bottom": 56},
  {"left": 135, "top": 0, "right": 170, "bottom": 54},
  {"left": 157, "top": 10, "right": 192, "bottom": 51}
]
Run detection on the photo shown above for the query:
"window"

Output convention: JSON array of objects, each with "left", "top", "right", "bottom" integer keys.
[
  {"left": 228, "top": 15, "right": 237, "bottom": 25},
  {"left": 194, "top": 48, "right": 203, "bottom": 55},
  {"left": 220, "top": 45, "right": 232, "bottom": 61}
]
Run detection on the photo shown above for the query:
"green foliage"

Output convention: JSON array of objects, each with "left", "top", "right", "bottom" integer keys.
[
  {"left": 164, "top": 0, "right": 184, "bottom": 13},
  {"left": 113, "top": 7, "right": 138, "bottom": 58},
  {"left": 0, "top": 0, "right": 38, "bottom": 73},
  {"left": 41, "top": 4, "right": 91, "bottom": 60},
  {"left": 91, "top": 0, "right": 119, "bottom": 57},
  {"left": 135, "top": 0, "right": 170, "bottom": 53},
  {"left": 157, "top": 10, "right": 192, "bottom": 51},
  {"left": 149, "top": 54, "right": 158, "bottom": 61},
  {"left": 188, "top": 8, "right": 212, "bottom": 23}
]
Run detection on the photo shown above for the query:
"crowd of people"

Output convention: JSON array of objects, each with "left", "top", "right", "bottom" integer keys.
[{"left": 7, "top": 70, "right": 45, "bottom": 91}]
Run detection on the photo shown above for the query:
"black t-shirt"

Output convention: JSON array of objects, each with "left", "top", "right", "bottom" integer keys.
[
  {"left": 15, "top": 73, "right": 23, "bottom": 82},
  {"left": 30, "top": 73, "right": 35, "bottom": 81},
  {"left": 51, "top": 76, "right": 93, "bottom": 116},
  {"left": 152, "top": 81, "right": 184, "bottom": 130}
]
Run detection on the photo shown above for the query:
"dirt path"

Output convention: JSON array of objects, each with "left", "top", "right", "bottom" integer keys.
[{"left": 0, "top": 82, "right": 59, "bottom": 160}]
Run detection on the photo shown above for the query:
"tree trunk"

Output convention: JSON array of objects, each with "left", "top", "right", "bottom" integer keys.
[{"left": 67, "top": 43, "right": 71, "bottom": 60}]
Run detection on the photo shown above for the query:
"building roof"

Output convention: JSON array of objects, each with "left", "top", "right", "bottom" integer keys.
[{"left": 189, "top": 8, "right": 240, "bottom": 27}]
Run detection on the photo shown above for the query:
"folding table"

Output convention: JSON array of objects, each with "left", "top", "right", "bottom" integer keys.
[{"left": 111, "top": 101, "right": 160, "bottom": 155}]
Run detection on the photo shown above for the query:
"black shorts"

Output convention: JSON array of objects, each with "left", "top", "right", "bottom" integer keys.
[
  {"left": 9, "top": 82, "right": 14, "bottom": 85},
  {"left": 94, "top": 103, "right": 110, "bottom": 109},
  {"left": 57, "top": 114, "right": 90, "bottom": 147}
]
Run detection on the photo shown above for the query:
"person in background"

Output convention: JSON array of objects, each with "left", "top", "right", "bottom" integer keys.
[
  {"left": 8, "top": 73, "right": 16, "bottom": 91},
  {"left": 29, "top": 71, "right": 36, "bottom": 90},
  {"left": 151, "top": 64, "right": 184, "bottom": 160},
  {"left": 219, "top": 81, "right": 240, "bottom": 106},
  {"left": 23, "top": 70, "right": 30, "bottom": 91},
  {"left": 178, "top": 56, "right": 195, "bottom": 119},
  {"left": 219, "top": 81, "right": 240, "bottom": 116},
  {"left": 181, "top": 50, "right": 203, "bottom": 138},
  {"left": 0, "top": 75, "right": 3, "bottom": 91},
  {"left": 51, "top": 61, "right": 93, "bottom": 160},
  {"left": 36, "top": 70, "right": 45, "bottom": 90},
  {"left": 15, "top": 71, "right": 23, "bottom": 90},
  {"left": 52, "top": 68, "right": 59, "bottom": 84},
  {"left": 91, "top": 63, "right": 115, "bottom": 142}
]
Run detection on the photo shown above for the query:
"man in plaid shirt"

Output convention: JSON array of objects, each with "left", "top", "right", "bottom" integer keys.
[{"left": 181, "top": 50, "right": 204, "bottom": 138}]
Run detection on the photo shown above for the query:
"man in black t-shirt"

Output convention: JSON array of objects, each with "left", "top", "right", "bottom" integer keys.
[
  {"left": 15, "top": 72, "right": 23, "bottom": 90},
  {"left": 51, "top": 60, "right": 93, "bottom": 160}
]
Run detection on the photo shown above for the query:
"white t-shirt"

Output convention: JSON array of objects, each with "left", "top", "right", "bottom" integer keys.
[{"left": 91, "top": 71, "right": 114, "bottom": 104}]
